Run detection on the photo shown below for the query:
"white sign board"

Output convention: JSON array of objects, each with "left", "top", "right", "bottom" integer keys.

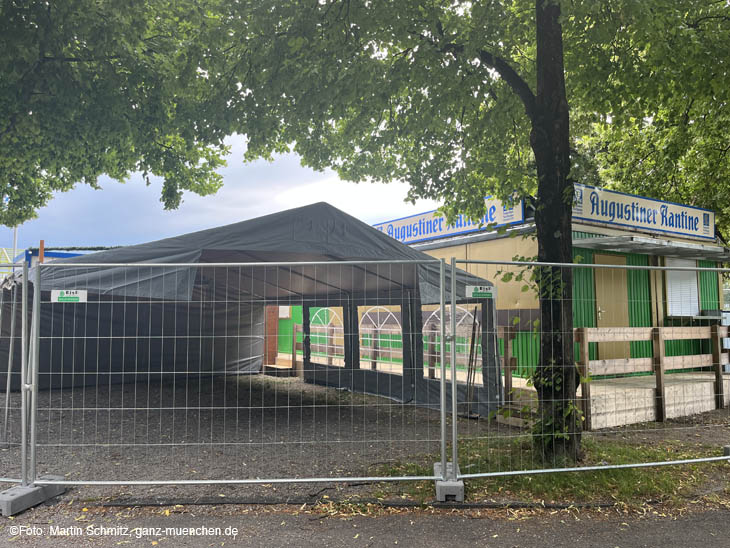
[
  {"left": 51, "top": 290, "right": 87, "bottom": 303},
  {"left": 572, "top": 183, "right": 715, "bottom": 241},
  {"left": 373, "top": 197, "right": 524, "bottom": 245},
  {"left": 466, "top": 285, "right": 496, "bottom": 299}
]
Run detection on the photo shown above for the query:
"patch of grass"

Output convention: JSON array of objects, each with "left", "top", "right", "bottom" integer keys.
[{"left": 375, "top": 437, "right": 726, "bottom": 507}]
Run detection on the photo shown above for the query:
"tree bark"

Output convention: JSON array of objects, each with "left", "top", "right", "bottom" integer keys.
[{"left": 530, "top": 0, "right": 581, "bottom": 462}]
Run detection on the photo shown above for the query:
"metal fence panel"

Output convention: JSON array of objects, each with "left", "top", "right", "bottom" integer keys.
[
  {"left": 6, "top": 257, "right": 728, "bottom": 494},
  {"left": 453, "top": 259, "right": 730, "bottom": 479},
  {"left": 0, "top": 263, "right": 27, "bottom": 485},
  {"left": 27, "top": 261, "right": 453, "bottom": 485}
]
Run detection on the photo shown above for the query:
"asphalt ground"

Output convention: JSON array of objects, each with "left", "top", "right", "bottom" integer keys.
[{"left": 2, "top": 498, "right": 729, "bottom": 547}]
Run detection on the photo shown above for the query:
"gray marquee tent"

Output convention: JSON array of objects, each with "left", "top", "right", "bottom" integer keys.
[{"left": 1, "top": 202, "right": 501, "bottom": 415}]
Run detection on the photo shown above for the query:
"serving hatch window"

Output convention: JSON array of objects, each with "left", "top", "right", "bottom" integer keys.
[{"left": 665, "top": 257, "right": 700, "bottom": 317}]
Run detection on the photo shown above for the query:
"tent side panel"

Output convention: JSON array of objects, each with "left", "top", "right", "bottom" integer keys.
[{"left": 1, "top": 290, "right": 264, "bottom": 392}]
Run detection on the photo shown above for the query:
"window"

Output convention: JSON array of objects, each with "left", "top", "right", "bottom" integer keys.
[{"left": 665, "top": 258, "right": 699, "bottom": 316}]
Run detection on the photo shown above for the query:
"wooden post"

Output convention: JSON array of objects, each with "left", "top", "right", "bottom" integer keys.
[
  {"left": 38, "top": 239, "right": 45, "bottom": 264},
  {"left": 652, "top": 327, "right": 667, "bottom": 422},
  {"left": 302, "top": 305, "right": 311, "bottom": 376},
  {"left": 292, "top": 325, "right": 303, "bottom": 378},
  {"left": 711, "top": 324, "right": 725, "bottom": 409},
  {"left": 576, "top": 328, "right": 592, "bottom": 431},
  {"left": 264, "top": 306, "right": 279, "bottom": 365},
  {"left": 370, "top": 328, "right": 379, "bottom": 370}
]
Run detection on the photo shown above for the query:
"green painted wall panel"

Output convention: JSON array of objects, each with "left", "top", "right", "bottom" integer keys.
[
  {"left": 699, "top": 260, "right": 720, "bottom": 310},
  {"left": 572, "top": 231, "right": 605, "bottom": 240},
  {"left": 512, "top": 331, "right": 540, "bottom": 377},
  {"left": 664, "top": 316, "right": 703, "bottom": 358},
  {"left": 278, "top": 306, "right": 329, "bottom": 353},
  {"left": 626, "top": 253, "right": 653, "bottom": 358},
  {"left": 277, "top": 306, "right": 303, "bottom": 353},
  {"left": 572, "top": 246, "right": 597, "bottom": 362}
]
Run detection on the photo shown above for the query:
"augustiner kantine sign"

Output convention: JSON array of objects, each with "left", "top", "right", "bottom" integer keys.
[
  {"left": 572, "top": 184, "right": 715, "bottom": 241},
  {"left": 373, "top": 197, "right": 524, "bottom": 244}
]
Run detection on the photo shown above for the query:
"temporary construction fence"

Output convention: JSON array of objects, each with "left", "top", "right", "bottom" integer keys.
[
  {"left": 454, "top": 258, "right": 730, "bottom": 480},
  {"left": 1, "top": 259, "right": 729, "bottom": 514},
  {"left": 0, "top": 263, "right": 27, "bottom": 486},
  {"left": 0, "top": 259, "right": 495, "bottom": 495}
]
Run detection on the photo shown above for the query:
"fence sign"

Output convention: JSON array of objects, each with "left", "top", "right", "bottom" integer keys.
[
  {"left": 466, "top": 285, "right": 496, "bottom": 299},
  {"left": 51, "top": 290, "right": 87, "bottom": 303}
]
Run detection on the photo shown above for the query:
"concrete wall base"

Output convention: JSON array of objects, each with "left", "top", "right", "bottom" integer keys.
[
  {"left": 0, "top": 475, "right": 66, "bottom": 516},
  {"left": 433, "top": 462, "right": 464, "bottom": 502}
]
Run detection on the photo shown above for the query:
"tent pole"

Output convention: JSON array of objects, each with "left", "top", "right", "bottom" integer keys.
[
  {"left": 302, "top": 304, "right": 311, "bottom": 377},
  {"left": 400, "top": 293, "right": 413, "bottom": 401},
  {"left": 343, "top": 297, "right": 360, "bottom": 371}
]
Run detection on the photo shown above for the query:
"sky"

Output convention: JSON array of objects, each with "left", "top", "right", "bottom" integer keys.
[{"left": 1, "top": 135, "right": 440, "bottom": 255}]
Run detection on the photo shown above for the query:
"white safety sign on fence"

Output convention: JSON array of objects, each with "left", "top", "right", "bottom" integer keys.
[
  {"left": 50, "top": 290, "right": 87, "bottom": 303},
  {"left": 466, "top": 285, "right": 496, "bottom": 299}
]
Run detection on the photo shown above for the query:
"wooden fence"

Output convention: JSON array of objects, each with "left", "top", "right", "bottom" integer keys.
[
  {"left": 575, "top": 325, "right": 728, "bottom": 429},
  {"left": 285, "top": 324, "right": 728, "bottom": 431}
]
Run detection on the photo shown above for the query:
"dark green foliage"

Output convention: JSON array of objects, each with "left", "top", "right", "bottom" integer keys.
[{"left": 0, "top": 0, "right": 230, "bottom": 226}]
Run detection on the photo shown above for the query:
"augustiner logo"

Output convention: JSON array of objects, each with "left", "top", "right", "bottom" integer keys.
[{"left": 51, "top": 290, "right": 87, "bottom": 303}]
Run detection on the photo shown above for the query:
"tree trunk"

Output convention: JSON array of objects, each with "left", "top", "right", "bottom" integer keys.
[{"left": 530, "top": 0, "right": 581, "bottom": 462}]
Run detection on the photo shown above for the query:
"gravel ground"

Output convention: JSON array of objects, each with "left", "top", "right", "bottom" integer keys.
[
  {"left": 1, "top": 373, "right": 729, "bottom": 505},
  {"left": 2, "top": 499, "right": 730, "bottom": 547},
  {"left": 1, "top": 374, "right": 500, "bottom": 502},
  {"left": 590, "top": 406, "right": 730, "bottom": 448}
]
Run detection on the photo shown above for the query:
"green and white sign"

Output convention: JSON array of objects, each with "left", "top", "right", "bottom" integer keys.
[
  {"left": 466, "top": 285, "right": 496, "bottom": 299},
  {"left": 51, "top": 290, "right": 87, "bottom": 303}
]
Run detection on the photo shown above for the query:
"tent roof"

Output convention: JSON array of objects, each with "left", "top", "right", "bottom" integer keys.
[
  {"left": 36, "top": 202, "right": 491, "bottom": 304},
  {"left": 58, "top": 202, "right": 434, "bottom": 264}
]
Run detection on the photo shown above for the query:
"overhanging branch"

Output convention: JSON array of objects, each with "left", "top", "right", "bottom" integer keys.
[
  {"left": 477, "top": 49, "right": 536, "bottom": 122},
  {"left": 430, "top": 38, "right": 537, "bottom": 122}
]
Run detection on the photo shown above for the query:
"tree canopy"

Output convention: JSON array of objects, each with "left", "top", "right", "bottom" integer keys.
[
  {"left": 4, "top": 1, "right": 726, "bottom": 235},
  {"left": 210, "top": 0, "right": 729, "bottom": 458},
  {"left": 3, "top": 0, "right": 727, "bottom": 458},
  {"left": 218, "top": 0, "right": 540, "bottom": 222},
  {"left": 210, "top": 0, "right": 729, "bottom": 229},
  {"left": 569, "top": 1, "right": 730, "bottom": 239},
  {"left": 0, "top": 0, "right": 229, "bottom": 226},
  {"left": 213, "top": 0, "right": 581, "bottom": 456}
]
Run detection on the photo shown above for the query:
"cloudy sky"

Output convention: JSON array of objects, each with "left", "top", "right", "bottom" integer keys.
[{"left": 1, "top": 135, "right": 440, "bottom": 255}]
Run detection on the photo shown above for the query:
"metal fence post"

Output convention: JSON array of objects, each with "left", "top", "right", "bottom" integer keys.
[
  {"left": 439, "top": 258, "right": 447, "bottom": 479},
  {"left": 450, "top": 257, "right": 458, "bottom": 481},
  {"left": 29, "top": 264, "right": 41, "bottom": 484},
  {"left": 3, "top": 286, "right": 17, "bottom": 443},
  {"left": 20, "top": 262, "right": 28, "bottom": 486}
]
